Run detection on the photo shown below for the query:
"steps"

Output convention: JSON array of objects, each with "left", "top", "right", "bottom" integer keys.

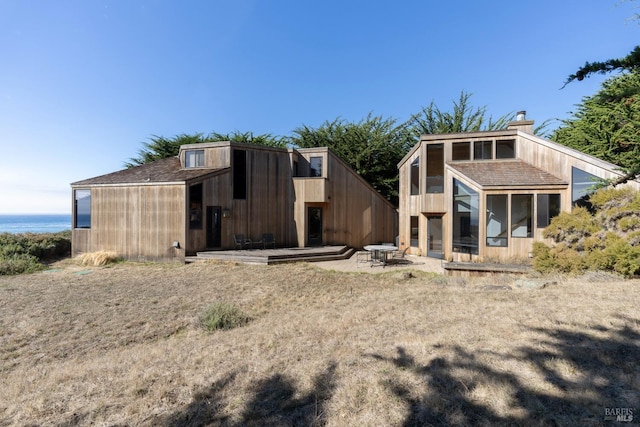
[{"left": 186, "top": 245, "right": 355, "bottom": 265}]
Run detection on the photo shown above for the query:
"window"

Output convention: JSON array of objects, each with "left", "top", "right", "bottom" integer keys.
[
  {"left": 185, "top": 149, "right": 204, "bottom": 168},
  {"left": 537, "top": 194, "right": 561, "bottom": 228},
  {"left": 572, "top": 167, "right": 599, "bottom": 208},
  {"left": 74, "top": 189, "right": 91, "bottom": 229},
  {"left": 474, "top": 140, "right": 492, "bottom": 160},
  {"left": 410, "top": 157, "right": 420, "bottom": 195},
  {"left": 496, "top": 140, "right": 515, "bottom": 159},
  {"left": 309, "top": 156, "right": 323, "bottom": 177},
  {"left": 426, "top": 144, "right": 444, "bottom": 193},
  {"left": 511, "top": 194, "right": 533, "bottom": 237},
  {"left": 453, "top": 179, "right": 479, "bottom": 254},
  {"left": 233, "top": 150, "right": 247, "bottom": 199},
  {"left": 486, "top": 195, "right": 508, "bottom": 247},
  {"left": 410, "top": 216, "right": 419, "bottom": 247},
  {"left": 189, "top": 183, "right": 203, "bottom": 229},
  {"left": 452, "top": 142, "right": 470, "bottom": 161}
]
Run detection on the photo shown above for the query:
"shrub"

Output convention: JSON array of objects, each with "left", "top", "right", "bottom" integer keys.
[
  {"left": 0, "top": 231, "right": 71, "bottom": 275},
  {"left": 534, "top": 188, "right": 640, "bottom": 278},
  {"left": 199, "top": 302, "right": 251, "bottom": 331},
  {"left": 0, "top": 254, "right": 43, "bottom": 275}
]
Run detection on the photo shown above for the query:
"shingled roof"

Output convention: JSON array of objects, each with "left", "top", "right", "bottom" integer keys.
[
  {"left": 448, "top": 160, "right": 567, "bottom": 188},
  {"left": 71, "top": 157, "right": 227, "bottom": 186}
]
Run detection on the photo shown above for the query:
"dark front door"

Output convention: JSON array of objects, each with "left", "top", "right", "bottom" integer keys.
[
  {"left": 307, "top": 207, "right": 323, "bottom": 246},
  {"left": 206, "top": 206, "right": 221, "bottom": 248},
  {"left": 427, "top": 215, "right": 444, "bottom": 259}
]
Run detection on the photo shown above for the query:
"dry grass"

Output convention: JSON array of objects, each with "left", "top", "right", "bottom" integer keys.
[
  {"left": 0, "top": 260, "right": 639, "bottom": 426},
  {"left": 77, "top": 250, "right": 121, "bottom": 266}
]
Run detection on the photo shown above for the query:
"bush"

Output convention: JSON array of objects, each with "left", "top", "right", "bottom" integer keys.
[
  {"left": 0, "top": 253, "right": 43, "bottom": 275},
  {"left": 534, "top": 188, "right": 640, "bottom": 278},
  {"left": 0, "top": 231, "right": 71, "bottom": 275},
  {"left": 199, "top": 302, "right": 252, "bottom": 331}
]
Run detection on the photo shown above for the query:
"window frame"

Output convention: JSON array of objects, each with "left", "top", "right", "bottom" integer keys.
[
  {"left": 511, "top": 194, "right": 533, "bottom": 238},
  {"left": 452, "top": 142, "right": 471, "bottom": 161},
  {"left": 486, "top": 194, "right": 508, "bottom": 247},
  {"left": 74, "top": 189, "right": 91, "bottom": 229},
  {"left": 537, "top": 194, "right": 561, "bottom": 228},
  {"left": 189, "top": 183, "right": 203, "bottom": 229},
  {"left": 473, "top": 140, "right": 493, "bottom": 160},
  {"left": 233, "top": 149, "right": 247, "bottom": 200},
  {"left": 410, "top": 157, "right": 420, "bottom": 195},
  {"left": 495, "top": 139, "right": 516, "bottom": 159},
  {"left": 410, "top": 216, "right": 419, "bottom": 247},
  {"left": 452, "top": 178, "right": 479, "bottom": 255},
  {"left": 185, "top": 149, "right": 205, "bottom": 168},
  {"left": 309, "top": 156, "right": 323, "bottom": 177},
  {"left": 426, "top": 144, "right": 444, "bottom": 194}
]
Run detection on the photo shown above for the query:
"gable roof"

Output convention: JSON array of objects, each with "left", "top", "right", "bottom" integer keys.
[
  {"left": 71, "top": 157, "right": 227, "bottom": 186},
  {"left": 448, "top": 160, "right": 567, "bottom": 188}
]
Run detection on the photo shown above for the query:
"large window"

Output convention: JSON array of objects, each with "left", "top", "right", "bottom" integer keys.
[
  {"left": 452, "top": 142, "right": 470, "bottom": 161},
  {"left": 233, "top": 150, "right": 247, "bottom": 199},
  {"left": 426, "top": 144, "right": 444, "bottom": 193},
  {"left": 496, "top": 140, "right": 515, "bottom": 159},
  {"left": 537, "top": 194, "right": 561, "bottom": 228},
  {"left": 486, "top": 194, "right": 508, "bottom": 247},
  {"left": 410, "top": 216, "right": 419, "bottom": 247},
  {"left": 189, "top": 183, "right": 203, "bottom": 229},
  {"left": 572, "top": 167, "right": 599, "bottom": 208},
  {"left": 511, "top": 194, "right": 533, "bottom": 237},
  {"left": 310, "top": 156, "right": 323, "bottom": 177},
  {"left": 185, "top": 149, "right": 204, "bottom": 168},
  {"left": 410, "top": 157, "right": 420, "bottom": 195},
  {"left": 452, "top": 179, "right": 479, "bottom": 254},
  {"left": 74, "top": 189, "right": 91, "bottom": 229},
  {"left": 474, "top": 140, "right": 492, "bottom": 160}
]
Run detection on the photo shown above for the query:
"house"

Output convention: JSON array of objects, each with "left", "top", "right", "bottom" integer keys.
[
  {"left": 71, "top": 142, "right": 397, "bottom": 261},
  {"left": 397, "top": 114, "right": 640, "bottom": 262}
]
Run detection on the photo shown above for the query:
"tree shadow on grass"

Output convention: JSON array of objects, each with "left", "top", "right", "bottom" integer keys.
[
  {"left": 369, "top": 315, "right": 640, "bottom": 426},
  {"left": 155, "top": 362, "right": 337, "bottom": 427},
  {"left": 241, "top": 362, "right": 337, "bottom": 426}
]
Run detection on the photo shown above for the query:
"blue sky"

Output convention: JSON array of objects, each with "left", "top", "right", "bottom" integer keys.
[{"left": 1, "top": 0, "right": 638, "bottom": 214}]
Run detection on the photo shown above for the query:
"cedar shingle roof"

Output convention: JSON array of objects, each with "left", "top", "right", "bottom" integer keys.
[
  {"left": 71, "top": 157, "right": 227, "bottom": 186},
  {"left": 448, "top": 160, "right": 567, "bottom": 188}
]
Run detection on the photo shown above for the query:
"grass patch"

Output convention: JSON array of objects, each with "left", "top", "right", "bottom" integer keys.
[
  {"left": 78, "top": 251, "right": 121, "bottom": 267},
  {"left": 199, "top": 302, "right": 252, "bottom": 331}
]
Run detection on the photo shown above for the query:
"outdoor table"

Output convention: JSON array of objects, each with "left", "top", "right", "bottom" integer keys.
[{"left": 364, "top": 245, "right": 398, "bottom": 267}]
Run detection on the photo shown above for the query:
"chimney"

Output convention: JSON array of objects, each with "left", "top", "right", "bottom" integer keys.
[{"left": 508, "top": 110, "right": 534, "bottom": 134}]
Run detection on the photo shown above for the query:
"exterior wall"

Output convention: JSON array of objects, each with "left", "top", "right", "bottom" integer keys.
[
  {"left": 187, "top": 146, "right": 298, "bottom": 253},
  {"left": 397, "top": 126, "right": 640, "bottom": 263},
  {"left": 73, "top": 142, "right": 398, "bottom": 261},
  {"left": 294, "top": 149, "right": 397, "bottom": 248},
  {"left": 230, "top": 147, "right": 297, "bottom": 248},
  {"left": 72, "top": 184, "right": 186, "bottom": 262}
]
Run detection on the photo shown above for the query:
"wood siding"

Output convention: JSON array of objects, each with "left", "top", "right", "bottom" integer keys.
[
  {"left": 398, "top": 126, "right": 640, "bottom": 263},
  {"left": 294, "top": 149, "right": 397, "bottom": 248},
  {"left": 73, "top": 142, "right": 398, "bottom": 261},
  {"left": 72, "top": 184, "right": 186, "bottom": 262}
]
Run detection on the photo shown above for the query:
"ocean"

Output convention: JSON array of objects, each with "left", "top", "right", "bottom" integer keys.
[{"left": 0, "top": 214, "right": 72, "bottom": 234}]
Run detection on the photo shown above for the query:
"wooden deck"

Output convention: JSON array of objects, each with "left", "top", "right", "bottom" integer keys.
[{"left": 185, "top": 245, "right": 355, "bottom": 265}]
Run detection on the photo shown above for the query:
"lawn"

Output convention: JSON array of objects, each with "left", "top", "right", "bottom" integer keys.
[{"left": 1, "top": 260, "right": 638, "bottom": 426}]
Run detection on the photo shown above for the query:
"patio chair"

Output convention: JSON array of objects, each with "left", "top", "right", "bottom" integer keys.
[
  {"left": 262, "top": 233, "right": 276, "bottom": 249},
  {"left": 234, "top": 234, "right": 252, "bottom": 249},
  {"left": 389, "top": 247, "right": 409, "bottom": 264},
  {"left": 355, "top": 250, "right": 371, "bottom": 267}
]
